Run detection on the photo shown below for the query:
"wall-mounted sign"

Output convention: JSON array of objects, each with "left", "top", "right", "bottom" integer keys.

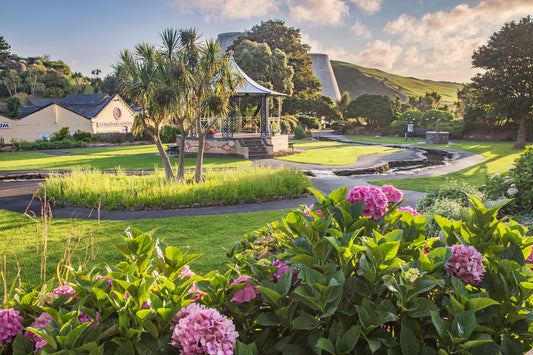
[
  {"left": 113, "top": 107, "right": 122, "bottom": 120},
  {"left": 0, "top": 122, "right": 11, "bottom": 129},
  {"left": 97, "top": 121, "right": 133, "bottom": 127}
]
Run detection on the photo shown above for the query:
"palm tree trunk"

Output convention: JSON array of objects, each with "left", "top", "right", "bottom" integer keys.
[
  {"left": 514, "top": 115, "right": 528, "bottom": 149},
  {"left": 176, "top": 122, "right": 187, "bottom": 181},
  {"left": 194, "top": 132, "right": 206, "bottom": 183},
  {"left": 154, "top": 135, "right": 175, "bottom": 180}
]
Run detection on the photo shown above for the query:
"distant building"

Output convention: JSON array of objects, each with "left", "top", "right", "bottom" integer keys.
[{"left": 0, "top": 94, "right": 137, "bottom": 142}]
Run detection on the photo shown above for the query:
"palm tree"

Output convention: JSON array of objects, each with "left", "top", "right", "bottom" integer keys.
[{"left": 115, "top": 43, "right": 176, "bottom": 180}]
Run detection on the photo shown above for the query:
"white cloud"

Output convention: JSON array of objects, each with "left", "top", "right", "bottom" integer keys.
[
  {"left": 350, "top": 19, "right": 371, "bottom": 38},
  {"left": 354, "top": 40, "right": 402, "bottom": 70},
  {"left": 349, "top": 0, "right": 383, "bottom": 14},
  {"left": 287, "top": 0, "right": 349, "bottom": 25},
  {"left": 169, "top": 0, "right": 280, "bottom": 20},
  {"left": 382, "top": 0, "right": 533, "bottom": 81}
]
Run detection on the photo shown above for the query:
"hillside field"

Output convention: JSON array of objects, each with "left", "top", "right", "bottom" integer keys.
[{"left": 331, "top": 60, "right": 463, "bottom": 104}]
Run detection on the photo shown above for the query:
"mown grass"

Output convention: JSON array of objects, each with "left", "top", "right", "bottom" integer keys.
[
  {"left": 64, "top": 144, "right": 159, "bottom": 156},
  {"left": 43, "top": 167, "right": 311, "bottom": 209},
  {"left": 0, "top": 208, "right": 290, "bottom": 287},
  {"left": 277, "top": 145, "right": 401, "bottom": 165},
  {"left": 0, "top": 152, "right": 251, "bottom": 171},
  {"left": 289, "top": 140, "right": 343, "bottom": 148},
  {"left": 370, "top": 141, "right": 530, "bottom": 191},
  {"left": 345, "top": 135, "right": 425, "bottom": 144}
]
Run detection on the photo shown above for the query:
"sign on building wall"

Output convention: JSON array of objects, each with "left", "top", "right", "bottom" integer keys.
[{"left": 0, "top": 122, "right": 11, "bottom": 128}]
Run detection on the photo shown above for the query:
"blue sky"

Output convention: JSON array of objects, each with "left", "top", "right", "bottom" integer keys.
[{"left": 2, "top": 0, "right": 532, "bottom": 83}]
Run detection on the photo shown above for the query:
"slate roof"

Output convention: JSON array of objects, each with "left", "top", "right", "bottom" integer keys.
[{"left": 19, "top": 94, "right": 119, "bottom": 119}]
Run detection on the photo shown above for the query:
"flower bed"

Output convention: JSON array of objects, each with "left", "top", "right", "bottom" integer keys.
[{"left": 1, "top": 185, "right": 532, "bottom": 354}]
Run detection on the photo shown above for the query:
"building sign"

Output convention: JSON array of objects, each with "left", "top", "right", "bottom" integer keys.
[
  {"left": 97, "top": 121, "right": 133, "bottom": 127},
  {"left": 113, "top": 107, "right": 122, "bottom": 120},
  {"left": 0, "top": 122, "right": 11, "bottom": 128}
]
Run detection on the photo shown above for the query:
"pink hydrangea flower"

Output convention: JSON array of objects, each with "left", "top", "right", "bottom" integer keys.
[
  {"left": 26, "top": 312, "right": 53, "bottom": 351},
  {"left": 398, "top": 206, "right": 420, "bottom": 216},
  {"left": 229, "top": 276, "right": 260, "bottom": 304},
  {"left": 346, "top": 186, "right": 389, "bottom": 220},
  {"left": 78, "top": 311, "right": 100, "bottom": 328},
  {"left": 179, "top": 265, "right": 196, "bottom": 279},
  {"left": 507, "top": 187, "right": 518, "bottom": 195},
  {"left": 445, "top": 245, "right": 485, "bottom": 285},
  {"left": 0, "top": 308, "right": 24, "bottom": 346},
  {"left": 526, "top": 246, "right": 533, "bottom": 269},
  {"left": 170, "top": 303, "right": 238, "bottom": 355},
  {"left": 304, "top": 204, "right": 326, "bottom": 219},
  {"left": 381, "top": 185, "right": 403, "bottom": 203},
  {"left": 271, "top": 259, "right": 299, "bottom": 286},
  {"left": 52, "top": 285, "right": 76, "bottom": 299},
  {"left": 188, "top": 283, "right": 207, "bottom": 302}
]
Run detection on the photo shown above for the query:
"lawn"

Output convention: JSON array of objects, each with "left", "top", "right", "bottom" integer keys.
[
  {"left": 370, "top": 141, "right": 529, "bottom": 191},
  {"left": 64, "top": 144, "right": 159, "bottom": 156},
  {"left": 0, "top": 151, "right": 251, "bottom": 171},
  {"left": 289, "top": 140, "right": 343, "bottom": 148},
  {"left": 277, "top": 145, "right": 401, "bottom": 165},
  {"left": 346, "top": 135, "right": 425, "bottom": 144},
  {"left": 0, "top": 208, "right": 290, "bottom": 287}
]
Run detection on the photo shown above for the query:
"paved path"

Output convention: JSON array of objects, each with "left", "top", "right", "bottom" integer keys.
[{"left": 0, "top": 133, "right": 485, "bottom": 220}]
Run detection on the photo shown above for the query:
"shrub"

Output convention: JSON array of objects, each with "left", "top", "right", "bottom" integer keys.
[
  {"left": 296, "top": 114, "right": 321, "bottom": 130},
  {"left": 2, "top": 186, "right": 533, "bottom": 354},
  {"left": 160, "top": 125, "right": 181, "bottom": 143},
  {"left": 481, "top": 146, "right": 533, "bottom": 216},
  {"left": 293, "top": 125, "right": 306, "bottom": 139},
  {"left": 222, "top": 186, "right": 533, "bottom": 354},
  {"left": 6, "top": 96, "right": 22, "bottom": 117},
  {"left": 72, "top": 130, "right": 97, "bottom": 143},
  {"left": 421, "top": 109, "right": 455, "bottom": 129},
  {"left": 12, "top": 138, "right": 85, "bottom": 150},
  {"left": 439, "top": 119, "right": 464, "bottom": 138},
  {"left": 50, "top": 127, "right": 70, "bottom": 142},
  {"left": 280, "top": 115, "right": 298, "bottom": 134}
]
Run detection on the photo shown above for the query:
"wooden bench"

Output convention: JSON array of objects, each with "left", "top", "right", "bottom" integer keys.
[{"left": 413, "top": 128, "right": 428, "bottom": 137}]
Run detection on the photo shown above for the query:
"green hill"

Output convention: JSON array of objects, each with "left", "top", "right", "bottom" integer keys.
[{"left": 330, "top": 60, "right": 463, "bottom": 104}]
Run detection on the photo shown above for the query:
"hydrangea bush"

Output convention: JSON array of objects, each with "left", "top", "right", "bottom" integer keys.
[
  {"left": 1, "top": 185, "right": 533, "bottom": 354},
  {"left": 482, "top": 146, "right": 533, "bottom": 216},
  {"left": 222, "top": 186, "right": 533, "bottom": 354}
]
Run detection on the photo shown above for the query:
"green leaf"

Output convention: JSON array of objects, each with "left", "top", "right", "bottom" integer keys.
[
  {"left": 292, "top": 314, "right": 319, "bottom": 330},
  {"left": 426, "top": 247, "right": 452, "bottom": 271},
  {"left": 11, "top": 333, "right": 35, "bottom": 354},
  {"left": 408, "top": 298, "right": 439, "bottom": 318},
  {"left": 400, "top": 321, "right": 420, "bottom": 355},
  {"left": 501, "top": 244, "right": 525, "bottom": 264},
  {"left": 465, "top": 298, "right": 499, "bottom": 312},
  {"left": 501, "top": 337, "right": 522, "bottom": 355},
  {"left": 256, "top": 312, "right": 281, "bottom": 326},
  {"left": 329, "top": 186, "right": 348, "bottom": 204},
  {"left": 451, "top": 310, "right": 476, "bottom": 339},
  {"left": 25, "top": 327, "right": 57, "bottom": 350},
  {"left": 316, "top": 338, "right": 336, "bottom": 354},
  {"left": 367, "top": 338, "right": 381, "bottom": 353},
  {"left": 235, "top": 340, "right": 259, "bottom": 355},
  {"left": 258, "top": 287, "right": 283, "bottom": 308},
  {"left": 430, "top": 311, "right": 450, "bottom": 341},
  {"left": 380, "top": 241, "right": 400, "bottom": 261},
  {"left": 342, "top": 325, "right": 361, "bottom": 353},
  {"left": 64, "top": 323, "right": 90, "bottom": 349},
  {"left": 349, "top": 201, "right": 365, "bottom": 219}
]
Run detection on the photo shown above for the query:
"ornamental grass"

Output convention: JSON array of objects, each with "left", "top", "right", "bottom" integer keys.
[{"left": 42, "top": 167, "right": 311, "bottom": 209}]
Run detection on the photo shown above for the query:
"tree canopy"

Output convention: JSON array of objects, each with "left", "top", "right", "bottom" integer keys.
[
  {"left": 230, "top": 20, "right": 321, "bottom": 98},
  {"left": 344, "top": 94, "right": 395, "bottom": 127},
  {"left": 0, "top": 36, "right": 11, "bottom": 62},
  {"left": 233, "top": 40, "right": 294, "bottom": 95},
  {"left": 472, "top": 16, "right": 533, "bottom": 148}
]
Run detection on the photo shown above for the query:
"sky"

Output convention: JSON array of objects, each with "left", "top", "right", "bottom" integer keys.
[{"left": 2, "top": 0, "right": 532, "bottom": 83}]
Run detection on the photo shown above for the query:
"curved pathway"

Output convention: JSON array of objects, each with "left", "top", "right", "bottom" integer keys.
[{"left": 0, "top": 134, "right": 485, "bottom": 220}]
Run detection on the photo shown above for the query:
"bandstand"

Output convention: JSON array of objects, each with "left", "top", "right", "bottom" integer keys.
[{"left": 183, "top": 56, "right": 288, "bottom": 159}]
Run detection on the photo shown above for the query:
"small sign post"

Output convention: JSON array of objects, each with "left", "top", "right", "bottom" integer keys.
[{"left": 406, "top": 124, "right": 414, "bottom": 141}]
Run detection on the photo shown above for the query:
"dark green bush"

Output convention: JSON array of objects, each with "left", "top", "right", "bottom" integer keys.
[
  {"left": 281, "top": 115, "right": 298, "bottom": 134},
  {"left": 439, "top": 120, "right": 465, "bottom": 138},
  {"left": 481, "top": 146, "right": 533, "bottom": 216},
  {"left": 293, "top": 125, "right": 306, "bottom": 139},
  {"left": 50, "top": 127, "right": 70, "bottom": 142},
  {"left": 72, "top": 130, "right": 97, "bottom": 143},
  {"left": 13, "top": 138, "right": 85, "bottom": 150},
  {"left": 296, "top": 114, "right": 321, "bottom": 130},
  {"left": 160, "top": 126, "right": 181, "bottom": 143}
]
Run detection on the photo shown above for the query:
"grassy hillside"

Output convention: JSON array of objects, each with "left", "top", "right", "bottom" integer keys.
[{"left": 330, "top": 60, "right": 463, "bottom": 104}]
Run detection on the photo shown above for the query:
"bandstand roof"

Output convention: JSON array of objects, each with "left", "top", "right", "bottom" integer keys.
[{"left": 230, "top": 57, "right": 287, "bottom": 97}]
